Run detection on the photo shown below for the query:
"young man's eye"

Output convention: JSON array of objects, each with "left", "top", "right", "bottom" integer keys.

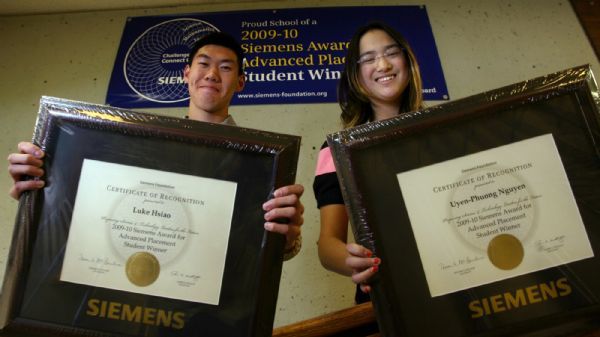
[{"left": 220, "top": 65, "right": 232, "bottom": 71}]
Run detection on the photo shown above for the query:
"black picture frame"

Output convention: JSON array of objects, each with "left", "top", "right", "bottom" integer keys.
[
  {"left": 0, "top": 96, "right": 301, "bottom": 337},
  {"left": 327, "top": 65, "right": 600, "bottom": 337}
]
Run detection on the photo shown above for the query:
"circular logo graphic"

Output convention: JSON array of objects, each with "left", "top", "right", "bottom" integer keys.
[
  {"left": 448, "top": 166, "right": 537, "bottom": 270},
  {"left": 126, "top": 251, "right": 160, "bottom": 287},
  {"left": 124, "top": 18, "right": 219, "bottom": 103},
  {"left": 487, "top": 233, "right": 525, "bottom": 270}
]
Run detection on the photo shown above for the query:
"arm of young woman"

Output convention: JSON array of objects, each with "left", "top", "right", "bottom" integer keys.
[{"left": 318, "top": 204, "right": 380, "bottom": 291}]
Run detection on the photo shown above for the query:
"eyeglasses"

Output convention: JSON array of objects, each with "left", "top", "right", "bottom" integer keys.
[{"left": 357, "top": 47, "right": 404, "bottom": 66}]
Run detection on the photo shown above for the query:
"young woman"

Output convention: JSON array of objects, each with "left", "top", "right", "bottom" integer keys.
[{"left": 313, "top": 22, "right": 424, "bottom": 303}]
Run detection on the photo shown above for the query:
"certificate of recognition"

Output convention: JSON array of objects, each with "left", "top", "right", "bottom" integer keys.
[
  {"left": 397, "top": 134, "right": 594, "bottom": 297},
  {"left": 60, "top": 159, "right": 237, "bottom": 305}
]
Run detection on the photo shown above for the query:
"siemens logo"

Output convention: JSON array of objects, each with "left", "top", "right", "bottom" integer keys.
[
  {"left": 86, "top": 298, "right": 185, "bottom": 329},
  {"left": 157, "top": 76, "right": 185, "bottom": 84}
]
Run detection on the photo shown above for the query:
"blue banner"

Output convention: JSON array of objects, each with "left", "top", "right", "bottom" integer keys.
[{"left": 106, "top": 6, "right": 448, "bottom": 108}]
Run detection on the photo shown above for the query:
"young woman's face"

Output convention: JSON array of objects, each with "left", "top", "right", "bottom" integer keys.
[{"left": 357, "top": 29, "right": 409, "bottom": 108}]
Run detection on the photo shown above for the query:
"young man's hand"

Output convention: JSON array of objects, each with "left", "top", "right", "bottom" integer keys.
[
  {"left": 262, "top": 184, "right": 304, "bottom": 258},
  {"left": 7, "top": 142, "right": 45, "bottom": 199}
]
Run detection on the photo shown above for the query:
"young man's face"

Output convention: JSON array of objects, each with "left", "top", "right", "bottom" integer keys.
[{"left": 184, "top": 44, "right": 245, "bottom": 118}]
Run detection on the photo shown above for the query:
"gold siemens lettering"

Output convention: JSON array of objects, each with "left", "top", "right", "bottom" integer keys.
[
  {"left": 86, "top": 298, "right": 185, "bottom": 329},
  {"left": 469, "top": 277, "right": 572, "bottom": 318}
]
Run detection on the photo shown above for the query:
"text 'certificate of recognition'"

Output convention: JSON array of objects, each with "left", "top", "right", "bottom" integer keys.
[
  {"left": 397, "top": 134, "right": 593, "bottom": 297},
  {"left": 60, "top": 159, "right": 237, "bottom": 305}
]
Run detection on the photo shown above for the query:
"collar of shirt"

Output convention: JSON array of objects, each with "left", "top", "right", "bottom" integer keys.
[
  {"left": 184, "top": 114, "right": 237, "bottom": 126},
  {"left": 222, "top": 115, "right": 237, "bottom": 126}
]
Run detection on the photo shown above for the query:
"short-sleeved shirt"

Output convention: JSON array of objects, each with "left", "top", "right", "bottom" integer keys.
[
  {"left": 313, "top": 141, "right": 370, "bottom": 304},
  {"left": 313, "top": 141, "right": 344, "bottom": 207}
]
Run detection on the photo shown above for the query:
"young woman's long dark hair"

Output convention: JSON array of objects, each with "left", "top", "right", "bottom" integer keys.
[{"left": 338, "top": 22, "right": 424, "bottom": 128}]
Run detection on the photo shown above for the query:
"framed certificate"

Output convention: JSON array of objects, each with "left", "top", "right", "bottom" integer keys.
[
  {"left": 327, "top": 65, "right": 600, "bottom": 337},
  {"left": 0, "top": 96, "right": 300, "bottom": 337}
]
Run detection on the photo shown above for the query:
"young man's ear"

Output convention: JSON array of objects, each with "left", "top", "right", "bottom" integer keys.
[
  {"left": 183, "top": 64, "right": 191, "bottom": 83},
  {"left": 236, "top": 74, "right": 246, "bottom": 92}
]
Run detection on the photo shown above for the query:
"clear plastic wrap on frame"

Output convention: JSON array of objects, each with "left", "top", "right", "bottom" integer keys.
[
  {"left": 327, "top": 64, "right": 600, "bottom": 337},
  {"left": 0, "top": 96, "right": 301, "bottom": 337}
]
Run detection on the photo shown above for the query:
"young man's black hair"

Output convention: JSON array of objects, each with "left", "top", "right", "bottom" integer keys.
[{"left": 187, "top": 31, "right": 244, "bottom": 74}]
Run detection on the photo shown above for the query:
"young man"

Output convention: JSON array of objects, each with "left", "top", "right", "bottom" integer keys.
[{"left": 7, "top": 32, "right": 303, "bottom": 259}]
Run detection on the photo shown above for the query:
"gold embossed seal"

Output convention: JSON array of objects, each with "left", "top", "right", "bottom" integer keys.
[
  {"left": 126, "top": 252, "right": 160, "bottom": 287},
  {"left": 487, "top": 234, "right": 524, "bottom": 270}
]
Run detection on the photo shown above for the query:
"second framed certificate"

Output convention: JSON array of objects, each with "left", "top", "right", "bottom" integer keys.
[{"left": 327, "top": 65, "right": 600, "bottom": 337}]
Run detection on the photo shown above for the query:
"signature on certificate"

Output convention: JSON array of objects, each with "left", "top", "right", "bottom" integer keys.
[
  {"left": 171, "top": 270, "right": 202, "bottom": 287},
  {"left": 78, "top": 254, "right": 122, "bottom": 274},
  {"left": 535, "top": 235, "right": 566, "bottom": 253},
  {"left": 440, "top": 255, "right": 485, "bottom": 274}
]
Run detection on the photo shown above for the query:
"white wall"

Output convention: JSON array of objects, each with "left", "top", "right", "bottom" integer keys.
[{"left": 0, "top": 0, "right": 597, "bottom": 331}]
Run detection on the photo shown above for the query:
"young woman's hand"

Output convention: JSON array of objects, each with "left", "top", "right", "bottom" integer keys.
[{"left": 346, "top": 243, "right": 381, "bottom": 293}]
